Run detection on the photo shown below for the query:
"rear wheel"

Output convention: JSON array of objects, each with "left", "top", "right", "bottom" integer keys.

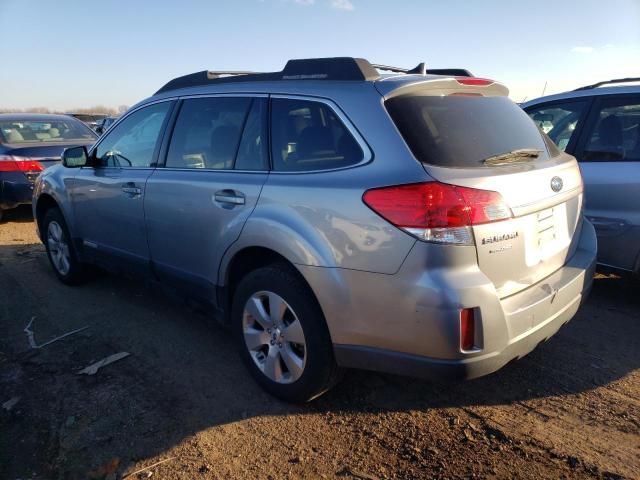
[
  {"left": 231, "top": 264, "right": 340, "bottom": 402},
  {"left": 43, "top": 208, "right": 86, "bottom": 285}
]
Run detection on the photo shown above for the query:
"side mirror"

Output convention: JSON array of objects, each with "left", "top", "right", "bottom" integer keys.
[{"left": 62, "top": 146, "right": 89, "bottom": 168}]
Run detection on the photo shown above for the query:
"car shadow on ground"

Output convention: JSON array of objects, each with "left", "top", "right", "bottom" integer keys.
[
  {"left": 0, "top": 205, "right": 34, "bottom": 224},
  {"left": 1, "top": 238, "right": 638, "bottom": 478}
]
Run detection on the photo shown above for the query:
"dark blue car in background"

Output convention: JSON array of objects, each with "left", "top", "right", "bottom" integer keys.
[{"left": 0, "top": 113, "right": 97, "bottom": 221}]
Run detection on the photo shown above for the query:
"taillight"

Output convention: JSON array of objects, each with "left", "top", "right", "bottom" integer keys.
[
  {"left": 0, "top": 156, "right": 44, "bottom": 172},
  {"left": 456, "top": 77, "right": 494, "bottom": 87},
  {"left": 362, "top": 182, "right": 511, "bottom": 245},
  {"left": 460, "top": 308, "right": 475, "bottom": 351}
]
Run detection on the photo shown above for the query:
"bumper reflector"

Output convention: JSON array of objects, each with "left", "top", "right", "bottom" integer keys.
[{"left": 460, "top": 308, "right": 475, "bottom": 351}]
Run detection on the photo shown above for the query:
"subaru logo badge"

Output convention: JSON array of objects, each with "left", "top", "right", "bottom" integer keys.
[{"left": 551, "top": 176, "right": 563, "bottom": 192}]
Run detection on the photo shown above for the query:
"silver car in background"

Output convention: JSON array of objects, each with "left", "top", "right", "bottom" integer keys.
[
  {"left": 523, "top": 78, "right": 640, "bottom": 275},
  {"left": 33, "top": 58, "right": 596, "bottom": 402}
]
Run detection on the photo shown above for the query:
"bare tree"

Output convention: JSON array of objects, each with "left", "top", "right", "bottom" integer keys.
[
  {"left": 0, "top": 105, "right": 123, "bottom": 115},
  {"left": 25, "top": 107, "right": 52, "bottom": 114},
  {"left": 70, "top": 105, "right": 117, "bottom": 115}
]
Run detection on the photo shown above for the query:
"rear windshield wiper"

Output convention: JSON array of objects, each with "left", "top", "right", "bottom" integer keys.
[{"left": 482, "top": 149, "right": 543, "bottom": 166}]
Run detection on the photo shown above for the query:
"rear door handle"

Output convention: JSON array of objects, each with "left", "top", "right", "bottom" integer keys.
[
  {"left": 586, "top": 216, "right": 628, "bottom": 234},
  {"left": 214, "top": 190, "right": 245, "bottom": 206}
]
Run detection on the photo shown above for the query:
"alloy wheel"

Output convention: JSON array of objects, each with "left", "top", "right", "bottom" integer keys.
[
  {"left": 47, "top": 221, "right": 71, "bottom": 276},
  {"left": 242, "top": 291, "right": 307, "bottom": 384}
]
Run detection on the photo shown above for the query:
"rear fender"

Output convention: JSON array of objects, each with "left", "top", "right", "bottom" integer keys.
[{"left": 217, "top": 204, "right": 339, "bottom": 287}]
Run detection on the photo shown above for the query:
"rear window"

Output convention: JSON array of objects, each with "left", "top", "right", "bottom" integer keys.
[
  {"left": 385, "top": 95, "right": 547, "bottom": 168},
  {"left": 0, "top": 118, "right": 97, "bottom": 144}
]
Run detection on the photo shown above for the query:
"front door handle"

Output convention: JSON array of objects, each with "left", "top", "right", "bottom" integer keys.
[
  {"left": 121, "top": 182, "right": 142, "bottom": 196},
  {"left": 214, "top": 190, "right": 245, "bottom": 206}
]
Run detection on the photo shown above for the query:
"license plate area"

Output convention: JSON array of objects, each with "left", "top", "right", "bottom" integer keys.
[
  {"left": 537, "top": 208, "right": 557, "bottom": 254},
  {"left": 526, "top": 204, "right": 570, "bottom": 265}
]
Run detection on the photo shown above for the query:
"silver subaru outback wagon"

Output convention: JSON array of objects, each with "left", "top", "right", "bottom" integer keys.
[{"left": 33, "top": 58, "right": 597, "bottom": 402}]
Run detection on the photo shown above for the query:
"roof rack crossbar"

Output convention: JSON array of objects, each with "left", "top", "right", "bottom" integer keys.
[
  {"left": 372, "top": 62, "right": 427, "bottom": 75},
  {"left": 206, "top": 71, "right": 257, "bottom": 79},
  {"left": 574, "top": 77, "right": 640, "bottom": 91},
  {"left": 371, "top": 63, "right": 409, "bottom": 73},
  {"left": 371, "top": 63, "right": 471, "bottom": 77}
]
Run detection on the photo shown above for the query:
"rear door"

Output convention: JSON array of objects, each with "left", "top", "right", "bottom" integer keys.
[
  {"left": 144, "top": 95, "right": 269, "bottom": 301},
  {"left": 386, "top": 90, "right": 585, "bottom": 298},
  {"left": 573, "top": 94, "right": 640, "bottom": 271}
]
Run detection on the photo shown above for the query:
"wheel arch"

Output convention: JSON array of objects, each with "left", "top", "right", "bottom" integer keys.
[
  {"left": 219, "top": 245, "right": 329, "bottom": 330},
  {"left": 35, "top": 193, "right": 65, "bottom": 241}
]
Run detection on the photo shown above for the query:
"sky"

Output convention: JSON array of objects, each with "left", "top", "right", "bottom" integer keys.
[{"left": 0, "top": 0, "right": 639, "bottom": 110}]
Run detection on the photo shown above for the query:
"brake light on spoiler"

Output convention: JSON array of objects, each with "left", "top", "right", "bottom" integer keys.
[
  {"left": 456, "top": 77, "right": 494, "bottom": 87},
  {"left": 362, "top": 182, "right": 512, "bottom": 245}
]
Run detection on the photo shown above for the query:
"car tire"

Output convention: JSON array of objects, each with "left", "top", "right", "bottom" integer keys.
[
  {"left": 231, "top": 263, "right": 341, "bottom": 402},
  {"left": 0, "top": 209, "right": 3, "bottom": 222},
  {"left": 42, "top": 208, "right": 86, "bottom": 285}
]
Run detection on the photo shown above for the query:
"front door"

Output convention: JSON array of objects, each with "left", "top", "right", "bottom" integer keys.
[{"left": 72, "top": 101, "right": 174, "bottom": 273}]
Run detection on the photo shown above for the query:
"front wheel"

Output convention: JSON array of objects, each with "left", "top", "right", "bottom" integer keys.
[
  {"left": 231, "top": 264, "right": 340, "bottom": 402},
  {"left": 43, "top": 208, "right": 86, "bottom": 285}
]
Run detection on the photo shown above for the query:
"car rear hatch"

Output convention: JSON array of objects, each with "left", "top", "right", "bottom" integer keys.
[{"left": 380, "top": 77, "right": 584, "bottom": 298}]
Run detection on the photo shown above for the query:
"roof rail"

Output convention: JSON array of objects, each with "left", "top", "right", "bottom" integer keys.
[
  {"left": 155, "top": 57, "right": 473, "bottom": 95},
  {"left": 573, "top": 77, "right": 640, "bottom": 91}
]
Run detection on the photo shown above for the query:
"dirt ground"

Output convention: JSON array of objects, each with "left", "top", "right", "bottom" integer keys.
[{"left": 1, "top": 205, "right": 638, "bottom": 480}]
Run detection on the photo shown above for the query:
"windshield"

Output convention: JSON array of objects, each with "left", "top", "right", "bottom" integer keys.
[
  {"left": 0, "top": 118, "right": 97, "bottom": 144},
  {"left": 385, "top": 95, "right": 547, "bottom": 168}
]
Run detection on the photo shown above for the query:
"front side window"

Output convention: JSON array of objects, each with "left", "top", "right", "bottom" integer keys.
[
  {"left": 270, "top": 98, "right": 363, "bottom": 172},
  {"left": 525, "top": 101, "right": 587, "bottom": 151},
  {"left": 94, "top": 102, "right": 171, "bottom": 168},
  {"left": 166, "top": 97, "right": 264, "bottom": 170},
  {"left": 582, "top": 97, "right": 640, "bottom": 162}
]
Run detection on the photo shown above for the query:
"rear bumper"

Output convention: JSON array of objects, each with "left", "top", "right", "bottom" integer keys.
[
  {"left": 300, "top": 220, "right": 597, "bottom": 381},
  {"left": 334, "top": 273, "right": 587, "bottom": 380},
  {"left": 0, "top": 174, "right": 33, "bottom": 210}
]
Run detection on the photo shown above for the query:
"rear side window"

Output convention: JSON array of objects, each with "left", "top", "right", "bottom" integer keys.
[
  {"left": 270, "top": 98, "right": 363, "bottom": 172},
  {"left": 235, "top": 99, "right": 268, "bottom": 171},
  {"left": 386, "top": 95, "right": 547, "bottom": 168},
  {"left": 166, "top": 96, "right": 258, "bottom": 170},
  {"left": 525, "top": 101, "right": 587, "bottom": 151},
  {"left": 582, "top": 97, "right": 640, "bottom": 162}
]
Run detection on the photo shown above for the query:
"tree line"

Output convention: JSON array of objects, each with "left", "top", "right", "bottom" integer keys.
[{"left": 0, "top": 105, "right": 129, "bottom": 115}]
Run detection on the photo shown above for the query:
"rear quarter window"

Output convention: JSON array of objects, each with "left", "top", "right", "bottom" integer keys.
[
  {"left": 386, "top": 95, "right": 547, "bottom": 168},
  {"left": 270, "top": 98, "right": 363, "bottom": 172}
]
